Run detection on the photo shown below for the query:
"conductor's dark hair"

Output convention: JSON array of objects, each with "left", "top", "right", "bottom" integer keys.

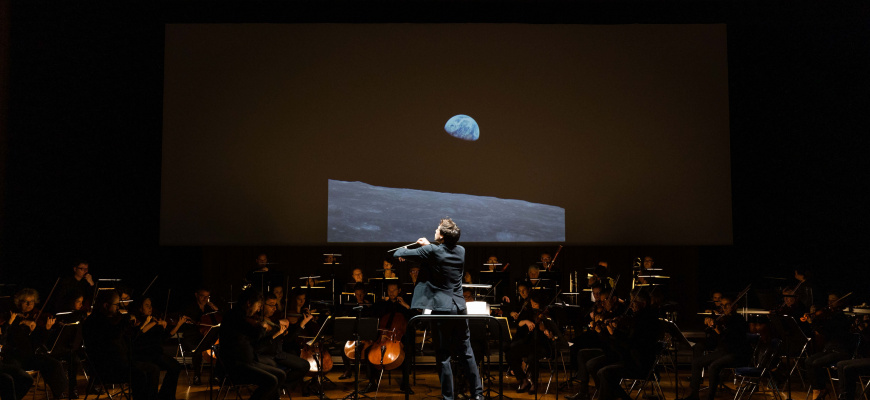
[{"left": 438, "top": 218, "right": 460, "bottom": 246}]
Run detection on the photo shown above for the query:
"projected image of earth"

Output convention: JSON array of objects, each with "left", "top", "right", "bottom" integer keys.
[{"left": 328, "top": 180, "right": 565, "bottom": 243}]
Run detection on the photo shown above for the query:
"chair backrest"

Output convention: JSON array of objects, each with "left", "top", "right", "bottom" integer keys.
[{"left": 756, "top": 338, "right": 782, "bottom": 373}]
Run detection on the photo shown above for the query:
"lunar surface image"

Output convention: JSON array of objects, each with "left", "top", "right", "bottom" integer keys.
[
  {"left": 444, "top": 114, "right": 480, "bottom": 141},
  {"left": 328, "top": 179, "right": 565, "bottom": 243}
]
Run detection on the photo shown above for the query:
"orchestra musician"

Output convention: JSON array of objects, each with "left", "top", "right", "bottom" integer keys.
[
  {"left": 505, "top": 295, "right": 550, "bottom": 394},
  {"left": 254, "top": 293, "right": 309, "bottom": 392},
  {"left": 803, "top": 292, "right": 854, "bottom": 400},
  {"left": 246, "top": 254, "right": 275, "bottom": 293},
  {"left": 565, "top": 286, "right": 625, "bottom": 400},
  {"left": 82, "top": 290, "right": 160, "bottom": 400},
  {"left": 351, "top": 268, "right": 365, "bottom": 284},
  {"left": 282, "top": 290, "right": 316, "bottom": 355},
  {"left": 338, "top": 284, "right": 371, "bottom": 380},
  {"left": 595, "top": 290, "right": 663, "bottom": 400},
  {"left": 792, "top": 267, "right": 820, "bottom": 308},
  {"left": 271, "top": 286, "right": 284, "bottom": 314},
  {"left": 132, "top": 298, "right": 187, "bottom": 400},
  {"left": 0, "top": 321, "right": 35, "bottom": 400},
  {"left": 539, "top": 253, "right": 554, "bottom": 272},
  {"left": 702, "top": 291, "right": 724, "bottom": 352},
  {"left": 484, "top": 256, "right": 499, "bottom": 271},
  {"left": 392, "top": 218, "right": 483, "bottom": 400},
  {"left": 218, "top": 289, "right": 286, "bottom": 400},
  {"left": 49, "top": 291, "right": 89, "bottom": 398},
  {"left": 2, "top": 288, "right": 68, "bottom": 399},
  {"left": 178, "top": 287, "right": 220, "bottom": 385},
  {"left": 502, "top": 281, "right": 532, "bottom": 323},
  {"left": 54, "top": 261, "right": 95, "bottom": 313},
  {"left": 362, "top": 282, "right": 414, "bottom": 394},
  {"left": 525, "top": 265, "right": 545, "bottom": 289},
  {"left": 381, "top": 260, "right": 397, "bottom": 279},
  {"left": 677, "top": 295, "right": 752, "bottom": 400}
]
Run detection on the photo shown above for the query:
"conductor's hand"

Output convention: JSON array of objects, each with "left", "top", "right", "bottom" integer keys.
[{"left": 415, "top": 238, "right": 431, "bottom": 247}]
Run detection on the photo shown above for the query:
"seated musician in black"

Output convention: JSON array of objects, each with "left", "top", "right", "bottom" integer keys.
[
  {"left": 132, "top": 298, "right": 187, "bottom": 400},
  {"left": 54, "top": 260, "right": 95, "bottom": 314},
  {"left": 82, "top": 290, "right": 160, "bottom": 400},
  {"left": 502, "top": 281, "right": 533, "bottom": 324},
  {"left": 596, "top": 291, "right": 663, "bottom": 400},
  {"left": 678, "top": 295, "right": 752, "bottom": 400},
  {"left": 254, "top": 293, "right": 309, "bottom": 392},
  {"left": 339, "top": 285, "right": 371, "bottom": 380},
  {"left": 506, "top": 295, "right": 551, "bottom": 394},
  {"left": 178, "top": 287, "right": 220, "bottom": 385},
  {"left": 804, "top": 292, "right": 854, "bottom": 400},
  {"left": 525, "top": 265, "right": 545, "bottom": 289},
  {"left": 219, "top": 289, "right": 286, "bottom": 400},
  {"left": 0, "top": 319, "right": 35, "bottom": 400},
  {"left": 2, "top": 288, "right": 68, "bottom": 399},
  {"left": 50, "top": 291, "right": 88, "bottom": 398},
  {"left": 775, "top": 288, "right": 807, "bottom": 317},
  {"left": 566, "top": 286, "right": 625, "bottom": 400},
  {"left": 363, "top": 282, "right": 414, "bottom": 395}
]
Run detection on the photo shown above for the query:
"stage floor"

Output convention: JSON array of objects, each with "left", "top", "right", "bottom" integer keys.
[{"left": 44, "top": 364, "right": 791, "bottom": 400}]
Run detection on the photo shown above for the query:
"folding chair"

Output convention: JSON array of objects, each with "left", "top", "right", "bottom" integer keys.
[{"left": 732, "top": 338, "right": 783, "bottom": 400}]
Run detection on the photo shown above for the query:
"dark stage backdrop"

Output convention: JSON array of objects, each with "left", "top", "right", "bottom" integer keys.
[
  {"left": 3, "top": 2, "right": 869, "bottom": 328},
  {"left": 160, "top": 24, "right": 732, "bottom": 246}
]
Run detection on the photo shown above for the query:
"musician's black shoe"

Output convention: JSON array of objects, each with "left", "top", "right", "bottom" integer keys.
[
  {"left": 339, "top": 370, "right": 353, "bottom": 380},
  {"left": 192, "top": 375, "right": 202, "bottom": 386},
  {"left": 516, "top": 379, "right": 531, "bottom": 393},
  {"left": 526, "top": 378, "right": 537, "bottom": 395},
  {"left": 675, "top": 395, "right": 700, "bottom": 400},
  {"left": 400, "top": 383, "right": 415, "bottom": 395},
  {"left": 362, "top": 382, "right": 377, "bottom": 393}
]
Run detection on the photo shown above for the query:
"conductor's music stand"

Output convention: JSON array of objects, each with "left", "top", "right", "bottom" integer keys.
[{"left": 335, "top": 316, "right": 379, "bottom": 400}]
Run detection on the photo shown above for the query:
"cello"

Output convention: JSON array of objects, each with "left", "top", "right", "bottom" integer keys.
[{"left": 367, "top": 305, "right": 407, "bottom": 370}]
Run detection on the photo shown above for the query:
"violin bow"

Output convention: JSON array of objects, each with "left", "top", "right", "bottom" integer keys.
[
  {"left": 141, "top": 275, "right": 159, "bottom": 297},
  {"left": 29, "top": 277, "right": 60, "bottom": 336},
  {"left": 716, "top": 284, "right": 751, "bottom": 322},
  {"left": 35, "top": 277, "right": 61, "bottom": 322},
  {"left": 549, "top": 245, "right": 563, "bottom": 270},
  {"left": 163, "top": 289, "right": 171, "bottom": 321}
]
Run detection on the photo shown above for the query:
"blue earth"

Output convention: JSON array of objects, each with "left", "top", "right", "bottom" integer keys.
[{"left": 444, "top": 114, "right": 480, "bottom": 141}]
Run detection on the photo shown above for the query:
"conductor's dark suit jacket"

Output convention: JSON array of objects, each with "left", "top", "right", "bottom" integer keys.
[{"left": 394, "top": 243, "right": 466, "bottom": 312}]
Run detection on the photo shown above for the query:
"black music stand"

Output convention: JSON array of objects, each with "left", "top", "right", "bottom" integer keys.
[
  {"left": 660, "top": 319, "right": 695, "bottom": 398},
  {"left": 335, "top": 316, "right": 378, "bottom": 400}
]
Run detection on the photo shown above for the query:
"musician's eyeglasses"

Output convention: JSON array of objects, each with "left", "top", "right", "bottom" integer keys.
[
  {"left": 265, "top": 303, "right": 278, "bottom": 308},
  {"left": 19, "top": 300, "right": 36, "bottom": 305}
]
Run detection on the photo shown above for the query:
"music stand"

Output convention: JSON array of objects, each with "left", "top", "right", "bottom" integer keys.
[
  {"left": 660, "top": 319, "right": 695, "bottom": 398},
  {"left": 303, "top": 316, "right": 334, "bottom": 400},
  {"left": 335, "top": 316, "right": 379, "bottom": 400}
]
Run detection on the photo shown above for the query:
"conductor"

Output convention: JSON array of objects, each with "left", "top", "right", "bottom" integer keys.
[{"left": 393, "top": 218, "right": 483, "bottom": 400}]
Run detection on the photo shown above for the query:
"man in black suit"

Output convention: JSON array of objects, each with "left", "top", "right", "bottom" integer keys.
[{"left": 393, "top": 218, "right": 483, "bottom": 400}]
